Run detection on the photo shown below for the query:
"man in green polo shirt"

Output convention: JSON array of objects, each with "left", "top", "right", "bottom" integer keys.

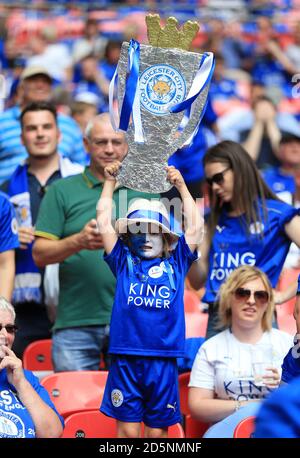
[{"left": 33, "top": 113, "right": 159, "bottom": 371}]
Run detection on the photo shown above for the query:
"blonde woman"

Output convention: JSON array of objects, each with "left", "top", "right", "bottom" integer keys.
[{"left": 188, "top": 265, "right": 293, "bottom": 438}]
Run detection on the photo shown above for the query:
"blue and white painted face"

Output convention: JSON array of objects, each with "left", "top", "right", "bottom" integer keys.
[{"left": 128, "top": 222, "right": 164, "bottom": 259}]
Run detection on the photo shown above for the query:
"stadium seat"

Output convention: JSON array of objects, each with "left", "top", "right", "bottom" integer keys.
[
  {"left": 62, "top": 410, "right": 185, "bottom": 438},
  {"left": 41, "top": 371, "right": 108, "bottom": 418},
  {"left": 276, "top": 268, "right": 300, "bottom": 334},
  {"left": 233, "top": 416, "right": 255, "bottom": 438},
  {"left": 23, "top": 339, "right": 53, "bottom": 371},
  {"left": 178, "top": 372, "right": 209, "bottom": 438},
  {"left": 178, "top": 372, "right": 190, "bottom": 415},
  {"left": 277, "top": 268, "right": 300, "bottom": 316},
  {"left": 184, "top": 289, "right": 201, "bottom": 313},
  {"left": 185, "top": 312, "right": 208, "bottom": 338}
]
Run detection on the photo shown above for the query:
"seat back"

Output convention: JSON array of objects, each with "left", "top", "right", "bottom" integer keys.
[
  {"left": 184, "top": 290, "right": 201, "bottom": 313},
  {"left": 185, "top": 414, "right": 209, "bottom": 438},
  {"left": 23, "top": 339, "right": 53, "bottom": 371},
  {"left": 185, "top": 312, "right": 208, "bottom": 338},
  {"left": 233, "top": 416, "right": 255, "bottom": 438},
  {"left": 178, "top": 372, "right": 190, "bottom": 415},
  {"left": 62, "top": 410, "right": 185, "bottom": 438},
  {"left": 277, "top": 268, "right": 300, "bottom": 316},
  {"left": 276, "top": 268, "right": 300, "bottom": 335},
  {"left": 178, "top": 372, "right": 209, "bottom": 438},
  {"left": 41, "top": 370, "right": 108, "bottom": 418}
]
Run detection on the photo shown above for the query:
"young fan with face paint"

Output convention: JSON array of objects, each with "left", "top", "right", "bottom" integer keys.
[{"left": 96, "top": 161, "right": 204, "bottom": 438}]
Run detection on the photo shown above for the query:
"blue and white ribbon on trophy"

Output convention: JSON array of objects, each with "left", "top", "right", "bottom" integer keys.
[
  {"left": 172, "top": 51, "right": 215, "bottom": 144},
  {"left": 109, "top": 39, "right": 215, "bottom": 145}
]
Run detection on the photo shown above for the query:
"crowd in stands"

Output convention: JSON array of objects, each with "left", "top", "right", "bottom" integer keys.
[{"left": 1, "top": 0, "right": 300, "bottom": 439}]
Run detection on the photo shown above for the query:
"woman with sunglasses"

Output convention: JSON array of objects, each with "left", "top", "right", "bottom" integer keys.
[
  {"left": 188, "top": 140, "right": 300, "bottom": 338},
  {"left": 188, "top": 266, "right": 293, "bottom": 438},
  {"left": 0, "top": 297, "right": 64, "bottom": 438}
]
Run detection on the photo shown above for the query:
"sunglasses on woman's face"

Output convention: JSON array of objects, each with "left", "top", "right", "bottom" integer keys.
[
  {"left": 206, "top": 166, "right": 231, "bottom": 187},
  {"left": 234, "top": 287, "right": 269, "bottom": 305},
  {"left": 0, "top": 324, "right": 18, "bottom": 334}
]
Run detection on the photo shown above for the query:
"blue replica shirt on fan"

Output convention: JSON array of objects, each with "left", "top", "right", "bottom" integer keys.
[
  {"left": 255, "top": 374, "right": 300, "bottom": 438},
  {"left": 203, "top": 199, "right": 300, "bottom": 304},
  {"left": 0, "top": 368, "right": 63, "bottom": 438},
  {"left": 281, "top": 345, "right": 300, "bottom": 383},
  {"left": 104, "top": 235, "right": 197, "bottom": 357},
  {"left": 262, "top": 168, "right": 295, "bottom": 197},
  {"left": 0, "top": 191, "right": 19, "bottom": 253}
]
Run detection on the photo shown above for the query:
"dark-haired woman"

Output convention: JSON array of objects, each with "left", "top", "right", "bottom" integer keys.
[{"left": 188, "top": 140, "right": 300, "bottom": 338}]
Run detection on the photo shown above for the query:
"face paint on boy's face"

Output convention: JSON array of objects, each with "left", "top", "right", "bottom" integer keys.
[{"left": 129, "top": 232, "right": 164, "bottom": 258}]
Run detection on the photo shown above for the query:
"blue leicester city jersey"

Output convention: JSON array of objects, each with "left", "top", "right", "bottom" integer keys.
[
  {"left": 0, "top": 191, "right": 19, "bottom": 253},
  {"left": 0, "top": 369, "right": 63, "bottom": 438},
  {"left": 105, "top": 236, "right": 197, "bottom": 357},
  {"left": 262, "top": 168, "right": 296, "bottom": 196},
  {"left": 203, "top": 199, "right": 300, "bottom": 304}
]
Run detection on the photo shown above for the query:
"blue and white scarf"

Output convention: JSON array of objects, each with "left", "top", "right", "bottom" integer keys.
[{"left": 7, "top": 157, "right": 83, "bottom": 304}]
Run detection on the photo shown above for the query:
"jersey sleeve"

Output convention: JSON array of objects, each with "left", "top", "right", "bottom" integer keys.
[
  {"left": 0, "top": 193, "right": 19, "bottom": 252},
  {"left": 188, "top": 343, "right": 215, "bottom": 391},
  {"left": 276, "top": 203, "right": 300, "bottom": 231},
  {"left": 104, "top": 238, "right": 127, "bottom": 277},
  {"left": 172, "top": 235, "right": 198, "bottom": 274},
  {"left": 281, "top": 346, "right": 300, "bottom": 383},
  {"left": 35, "top": 183, "right": 66, "bottom": 240},
  {"left": 23, "top": 370, "right": 64, "bottom": 427}
]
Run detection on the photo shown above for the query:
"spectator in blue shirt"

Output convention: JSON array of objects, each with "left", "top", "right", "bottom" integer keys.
[
  {"left": 262, "top": 133, "right": 300, "bottom": 203},
  {"left": 0, "top": 65, "right": 87, "bottom": 184},
  {"left": 0, "top": 191, "right": 19, "bottom": 301},
  {"left": 0, "top": 296, "right": 63, "bottom": 438}
]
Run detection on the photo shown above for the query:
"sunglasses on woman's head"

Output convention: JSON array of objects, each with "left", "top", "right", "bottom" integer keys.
[
  {"left": 234, "top": 287, "right": 269, "bottom": 305},
  {"left": 0, "top": 324, "right": 18, "bottom": 334},
  {"left": 206, "top": 166, "right": 231, "bottom": 187}
]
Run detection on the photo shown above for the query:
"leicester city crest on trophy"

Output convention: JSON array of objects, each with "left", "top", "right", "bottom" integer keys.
[{"left": 140, "top": 64, "right": 186, "bottom": 116}]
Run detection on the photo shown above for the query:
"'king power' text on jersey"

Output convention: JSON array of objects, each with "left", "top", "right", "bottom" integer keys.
[
  {"left": 203, "top": 199, "right": 300, "bottom": 304},
  {"left": 104, "top": 236, "right": 197, "bottom": 357}
]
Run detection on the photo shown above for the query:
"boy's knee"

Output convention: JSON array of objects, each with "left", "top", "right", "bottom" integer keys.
[
  {"left": 117, "top": 422, "right": 141, "bottom": 438},
  {"left": 144, "top": 426, "right": 168, "bottom": 439}
]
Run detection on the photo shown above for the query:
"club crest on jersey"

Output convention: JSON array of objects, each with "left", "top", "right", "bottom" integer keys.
[
  {"left": 11, "top": 217, "right": 18, "bottom": 235},
  {"left": 139, "top": 64, "right": 186, "bottom": 116},
  {"left": 0, "top": 411, "right": 25, "bottom": 438},
  {"left": 249, "top": 222, "right": 265, "bottom": 235},
  {"left": 111, "top": 389, "right": 124, "bottom": 407}
]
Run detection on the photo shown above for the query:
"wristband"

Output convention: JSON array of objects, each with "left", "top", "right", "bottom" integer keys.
[
  {"left": 297, "top": 274, "right": 300, "bottom": 296},
  {"left": 235, "top": 400, "right": 242, "bottom": 411}
]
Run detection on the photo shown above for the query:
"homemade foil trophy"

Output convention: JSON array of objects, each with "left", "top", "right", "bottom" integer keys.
[{"left": 109, "top": 14, "right": 214, "bottom": 193}]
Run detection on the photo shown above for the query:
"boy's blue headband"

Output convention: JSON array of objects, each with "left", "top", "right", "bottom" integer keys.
[{"left": 126, "top": 209, "right": 171, "bottom": 231}]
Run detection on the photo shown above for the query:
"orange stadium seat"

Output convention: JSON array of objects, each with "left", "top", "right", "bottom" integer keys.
[
  {"left": 62, "top": 410, "right": 185, "bottom": 438},
  {"left": 184, "top": 289, "right": 201, "bottom": 313},
  {"left": 23, "top": 339, "right": 53, "bottom": 371},
  {"left": 276, "top": 268, "right": 300, "bottom": 334},
  {"left": 41, "top": 371, "right": 108, "bottom": 418},
  {"left": 233, "top": 416, "right": 255, "bottom": 438},
  {"left": 178, "top": 372, "right": 209, "bottom": 438},
  {"left": 185, "top": 312, "right": 208, "bottom": 338}
]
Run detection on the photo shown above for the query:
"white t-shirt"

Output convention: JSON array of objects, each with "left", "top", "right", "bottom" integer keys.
[{"left": 189, "top": 328, "right": 293, "bottom": 401}]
